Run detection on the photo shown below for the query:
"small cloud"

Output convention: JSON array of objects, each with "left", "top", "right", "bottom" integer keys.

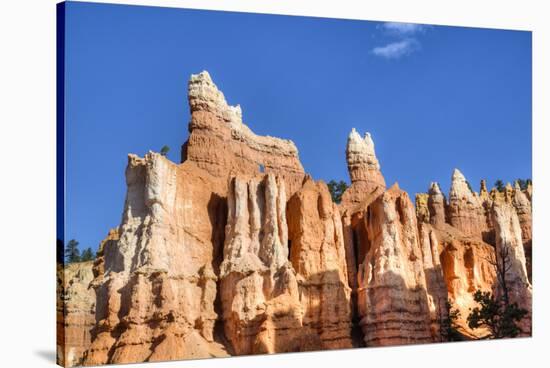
[
  {"left": 372, "top": 39, "right": 418, "bottom": 59},
  {"left": 381, "top": 22, "right": 426, "bottom": 35}
]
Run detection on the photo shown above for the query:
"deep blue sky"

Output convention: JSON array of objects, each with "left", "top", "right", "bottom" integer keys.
[{"left": 64, "top": 1, "right": 532, "bottom": 252}]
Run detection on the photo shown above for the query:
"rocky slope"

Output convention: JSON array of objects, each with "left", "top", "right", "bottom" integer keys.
[{"left": 59, "top": 71, "right": 532, "bottom": 366}]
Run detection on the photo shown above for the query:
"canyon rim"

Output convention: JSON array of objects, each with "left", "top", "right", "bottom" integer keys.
[{"left": 57, "top": 70, "right": 533, "bottom": 367}]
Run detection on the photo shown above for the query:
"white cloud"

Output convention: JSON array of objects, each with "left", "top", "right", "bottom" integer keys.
[
  {"left": 372, "top": 39, "right": 418, "bottom": 59},
  {"left": 382, "top": 22, "right": 425, "bottom": 35}
]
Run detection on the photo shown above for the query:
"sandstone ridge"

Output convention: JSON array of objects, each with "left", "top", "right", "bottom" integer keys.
[{"left": 59, "top": 71, "right": 532, "bottom": 366}]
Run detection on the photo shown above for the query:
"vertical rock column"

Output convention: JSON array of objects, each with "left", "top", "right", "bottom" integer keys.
[
  {"left": 341, "top": 129, "right": 386, "bottom": 208},
  {"left": 492, "top": 201, "right": 532, "bottom": 335},
  {"left": 219, "top": 174, "right": 304, "bottom": 355},
  {"left": 356, "top": 185, "right": 433, "bottom": 346},
  {"left": 427, "top": 182, "right": 446, "bottom": 227},
  {"left": 287, "top": 178, "right": 353, "bottom": 349},
  {"left": 84, "top": 153, "right": 226, "bottom": 366},
  {"left": 447, "top": 169, "right": 487, "bottom": 239}
]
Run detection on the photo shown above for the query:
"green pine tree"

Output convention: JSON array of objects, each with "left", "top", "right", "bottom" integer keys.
[
  {"left": 494, "top": 179, "right": 505, "bottom": 192},
  {"left": 65, "top": 239, "right": 81, "bottom": 263},
  {"left": 80, "top": 247, "right": 94, "bottom": 262},
  {"left": 467, "top": 246, "right": 529, "bottom": 338},
  {"left": 327, "top": 180, "right": 349, "bottom": 204},
  {"left": 160, "top": 145, "right": 170, "bottom": 156}
]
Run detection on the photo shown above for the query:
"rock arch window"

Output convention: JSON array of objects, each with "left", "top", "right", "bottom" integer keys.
[{"left": 259, "top": 164, "right": 265, "bottom": 173}]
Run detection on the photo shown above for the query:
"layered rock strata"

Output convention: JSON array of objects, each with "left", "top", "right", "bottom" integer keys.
[
  {"left": 183, "top": 71, "right": 305, "bottom": 196},
  {"left": 287, "top": 178, "right": 353, "bottom": 349},
  {"left": 492, "top": 201, "right": 532, "bottom": 335},
  {"left": 447, "top": 169, "right": 487, "bottom": 240},
  {"left": 64, "top": 70, "right": 532, "bottom": 367},
  {"left": 219, "top": 174, "right": 305, "bottom": 354},
  {"left": 356, "top": 185, "right": 434, "bottom": 346},
  {"left": 57, "top": 261, "right": 96, "bottom": 367},
  {"left": 341, "top": 129, "right": 386, "bottom": 210},
  {"left": 84, "top": 153, "right": 229, "bottom": 365}
]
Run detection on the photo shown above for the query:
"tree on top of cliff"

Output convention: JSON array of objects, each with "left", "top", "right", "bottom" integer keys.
[
  {"left": 80, "top": 247, "right": 94, "bottom": 262},
  {"left": 327, "top": 180, "right": 348, "bottom": 204},
  {"left": 467, "top": 246, "right": 528, "bottom": 338},
  {"left": 160, "top": 145, "right": 170, "bottom": 156},
  {"left": 65, "top": 239, "right": 81, "bottom": 263},
  {"left": 516, "top": 178, "right": 532, "bottom": 191},
  {"left": 494, "top": 180, "right": 505, "bottom": 192}
]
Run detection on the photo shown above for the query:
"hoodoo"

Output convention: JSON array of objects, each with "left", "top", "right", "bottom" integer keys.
[{"left": 58, "top": 71, "right": 532, "bottom": 366}]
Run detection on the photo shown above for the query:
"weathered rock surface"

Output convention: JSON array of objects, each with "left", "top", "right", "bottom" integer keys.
[
  {"left": 183, "top": 71, "right": 305, "bottom": 196},
  {"left": 220, "top": 174, "right": 305, "bottom": 354},
  {"left": 492, "top": 201, "right": 532, "bottom": 335},
  {"left": 436, "top": 224, "right": 496, "bottom": 337},
  {"left": 341, "top": 129, "right": 386, "bottom": 210},
  {"left": 512, "top": 182, "right": 532, "bottom": 246},
  {"left": 447, "top": 169, "right": 488, "bottom": 240},
  {"left": 356, "top": 185, "right": 433, "bottom": 346},
  {"left": 57, "top": 261, "right": 96, "bottom": 367},
  {"left": 84, "top": 153, "right": 229, "bottom": 365},
  {"left": 60, "top": 70, "right": 532, "bottom": 366},
  {"left": 428, "top": 182, "right": 446, "bottom": 227},
  {"left": 418, "top": 223, "right": 448, "bottom": 341},
  {"left": 287, "top": 178, "right": 353, "bottom": 349}
]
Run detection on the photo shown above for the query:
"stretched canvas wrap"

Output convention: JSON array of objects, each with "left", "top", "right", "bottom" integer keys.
[{"left": 56, "top": 1, "right": 533, "bottom": 367}]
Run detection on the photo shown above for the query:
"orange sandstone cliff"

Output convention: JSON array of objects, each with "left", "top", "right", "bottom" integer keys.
[{"left": 58, "top": 71, "right": 532, "bottom": 367}]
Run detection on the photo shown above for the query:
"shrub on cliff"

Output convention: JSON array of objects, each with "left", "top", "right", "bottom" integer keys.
[{"left": 327, "top": 180, "right": 348, "bottom": 204}]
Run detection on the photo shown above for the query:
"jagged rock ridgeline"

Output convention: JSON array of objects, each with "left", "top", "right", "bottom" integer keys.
[
  {"left": 183, "top": 71, "right": 306, "bottom": 196},
  {"left": 415, "top": 170, "right": 532, "bottom": 337},
  {"left": 60, "top": 70, "right": 532, "bottom": 367}
]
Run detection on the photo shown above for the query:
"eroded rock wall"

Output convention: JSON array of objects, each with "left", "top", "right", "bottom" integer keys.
[
  {"left": 219, "top": 174, "right": 306, "bottom": 354},
  {"left": 492, "top": 201, "right": 532, "bottom": 335},
  {"left": 287, "top": 178, "right": 353, "bottom": 349},
  {"left": 57, "top": 261, "right": 96, "bottom": 367},
  {"left": 84, "top": 153, "right": 229, "bottom": 365},
  {"left": 356, "top": 185, "right": 433, "bottom": 346},
  {"left": 183, "top": 71, "right": 305, "bottom": 196}
]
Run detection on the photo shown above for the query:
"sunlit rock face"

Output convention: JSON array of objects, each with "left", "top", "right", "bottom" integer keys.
[
  {"left": 437, "top": 224, "right": 496, "bottom": 337},
  {"left": 64, "top": 70, "right": 532, "bottom": 365},
  {"left": 57, "top": 261, "right": 96, "bottom": 367},
  {"left": 183, "top": 71, "right": 305, "bottom": 196},
  {"left": 287, "top": 178, "right": 353, "bottom": 349},
  {"left": 220, "top": 174, "right": 306, "bottom": 355},
  {"left": 447, "top": 169, "right": 488, "bottom": 240},
  {"left": 492, "top": 201, "right": 532, "bottom": 336},
  {"left": 427, "top": 182, "right": 446, "bottom": 227},
  {"left": 341, "top": 129, "right": 386, "bottom": 211},
  {"left": 356, "top": 185, "right": 433, "bottom": 347},
  {"left": 84, "top": 153, "right": 229, "bottom": 365},
  {"left": 418, "top": 223, "right": 449, "bottom": 341}
]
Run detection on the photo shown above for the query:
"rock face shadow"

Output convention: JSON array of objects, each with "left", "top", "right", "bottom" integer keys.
[{"left": 34, "top": 349, "right": 56, "bottom": 364}]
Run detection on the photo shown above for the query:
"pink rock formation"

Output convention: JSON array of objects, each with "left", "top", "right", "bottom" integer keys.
[
  {"left": 183, "top": 71, "right": 305, "bottom": 196},
  {"left": 512, "top": 181, "right": 532, "bottom": 246},
  {"left": 219, "top": 174, "right": 305, "bottom": 354},
  {"left": 492, "top": 201, "right": 532, "bottom": 335},
  {"left": 57, "top": 261, "right": 96, "bottom": 367},
  {"left": 84, "top": 153, "right": 229, "bottom": 365},
  {"left": 428, "top": 182, "right": 446, "bottom": 227},
  {"left": 60, "top": 70, "right": 532, "bottom": 366},
  {"left": 418, "top": 223, "right": 448, "bottom": 341},
  {"left": 447, "top": 169, "right": 487, "bottom": 239},
  {"left": 341, "top": 129, "right": 386, "bottom": 209},
  {"left": 287, "top": 178, "right": 353, "bottom": 349},
  {"left": 437, "top": 224, "right": 496, "bottom": 337},
  {"left": 356, "top": 185, "right": 433, "bottom": 346},
  {"left": 415, "top": 193, "right": 430, "bottom": 224}
]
